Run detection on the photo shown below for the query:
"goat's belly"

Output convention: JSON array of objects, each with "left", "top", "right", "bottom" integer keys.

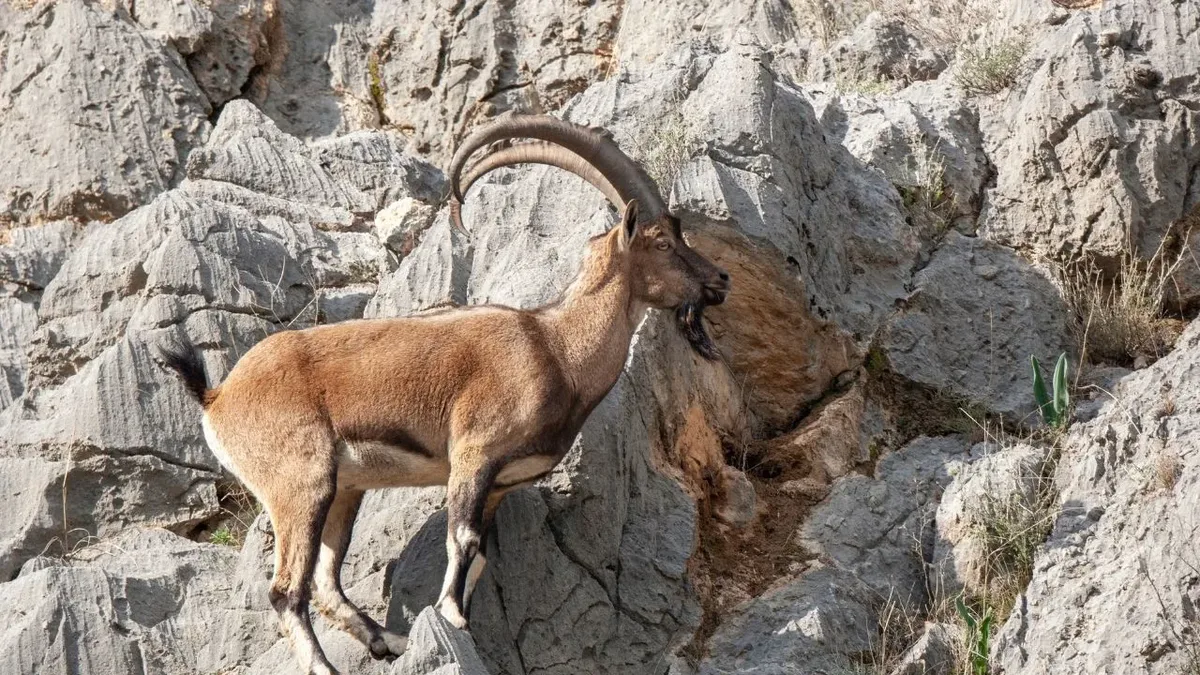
[
  {"left": 495, "top": 454, "right": 562, "bottom": 488},
  {"left": 336, "top": 440, "right": 450, "bottom": 490}
]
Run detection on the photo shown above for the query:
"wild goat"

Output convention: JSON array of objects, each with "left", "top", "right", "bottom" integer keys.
[{"left": 159, "top": 114, "right": 730, "bottom": 675}]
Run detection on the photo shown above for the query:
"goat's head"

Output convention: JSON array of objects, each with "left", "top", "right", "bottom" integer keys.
[{"left": 448, "top": 115, "right": 730, "bottom": 359}]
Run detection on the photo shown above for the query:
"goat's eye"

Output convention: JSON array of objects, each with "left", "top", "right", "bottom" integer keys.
[{"left": 655, "top": 240, "right": 671, "bottom": 251}]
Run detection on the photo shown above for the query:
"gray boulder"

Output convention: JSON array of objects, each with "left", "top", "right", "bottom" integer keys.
[
  {"left": 129, "top": 0, "right": 215, "bottom": 55},
  {"left": 699, "top": 565, "right": 877, "bottom": 675},
  {"left": 993, "top": 318, "right": 1200, "bottom": 674},
  {"left": 889, "top": 622, "right": 961, "bottom": 675},
  {"left": 881, "top": 232, "right": 1074, "bottom": 419},
  {"left": 801, "top": 436, "right": 972, "bottom": 606},
  {"left": 809, "top": 80, "right": 991, "bottom": 220},
  {"left": 0, "top": 221, "right": 76, "bottom": 411},
  {"left": 700, "top": 436, "right": 971, "bottom": 674},
  {"left": 242, "top": 0, "right": 805, "bottom": 163},
  {"left": 391, "top": 608, "right": 489, "bottom": 675},
  {"left": 0, "top": 0, "right": 211, "bottom": 224},
  {"left": 0, "top": 528, "right": 240, "bottom": 675},
  {"left": 932, "top": 442, "right": 1051, "bottom": 597},
  {"left": 979, "top": 1, "right": 1200, "bottom": 283},
  {"left": 808, "top": 11, "right": 946, "bottom": 85}
]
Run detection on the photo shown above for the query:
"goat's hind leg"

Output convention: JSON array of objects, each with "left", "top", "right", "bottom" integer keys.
[
  {"left": 312, "top": 488, "right": 408, "bottom": 660},
  {"left": 262, "top": 466, "right": 338, "bottom": 675},
  {"left": 435, "top": 457, "right": 498, "bottom": 629}
]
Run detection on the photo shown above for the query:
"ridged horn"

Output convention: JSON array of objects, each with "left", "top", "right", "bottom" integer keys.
[
  {"left": 457, "top": 141, "right": 624, "bottom": 207},
  {"left": 447, "top": 114, "right": 668, "bottom": 221}
]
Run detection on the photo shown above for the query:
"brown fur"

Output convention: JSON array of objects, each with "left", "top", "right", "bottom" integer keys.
[{"left": 185, "top": 202, "right": 728, "bottom": 675}]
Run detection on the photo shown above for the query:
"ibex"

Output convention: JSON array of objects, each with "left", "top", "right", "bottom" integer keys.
[{"left": 159, "top": 115, "right": 730, "bottom": 675}]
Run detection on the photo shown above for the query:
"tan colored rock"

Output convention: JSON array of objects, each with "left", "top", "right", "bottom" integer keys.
[
  {"left": 691, "top": 224, "right": 859, "bottom": 433},
  {"left": 768, "top": 382, "right": 866, "bottom": 502}
]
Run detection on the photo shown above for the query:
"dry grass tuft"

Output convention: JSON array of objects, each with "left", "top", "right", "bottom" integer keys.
[
  {"left": 955, "top": 37, "right": 1028, "bottom": 96},
  {"left": 795, "top": 0, "right": 883, "bottom": 49},
  {"left": 629, "top": 111, "right": 694, "bottom": 193},
  {"left": 888, "top": 1, "right": 993, "bottom": 54},
  {"left": 1153, "top": 451, "right": 1183, "bottom": 492},
  {"left": 967, "top": 463, "right": 1058, "bottom": 621},
  {"left": 796, "top": 0, "right": 991, "bottom": 52},
  {"left": 898, "top": 141, "right": 958, "bottom": 241},
  {"left": 1053, "top": 236, "right": 1190, "bottom": 367}
]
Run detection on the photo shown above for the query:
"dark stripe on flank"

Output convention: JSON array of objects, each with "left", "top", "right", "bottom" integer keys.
[{"left": 338, "top": 425, "right": 435, "bottom": 457}]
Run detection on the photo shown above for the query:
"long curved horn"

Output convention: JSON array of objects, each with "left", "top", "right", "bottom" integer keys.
[
  {"left": 448, "top": 115, "right": 668, "bottom": 220},
  {"left": 457, "top": 141, "right": 624, "bottom": 207}
]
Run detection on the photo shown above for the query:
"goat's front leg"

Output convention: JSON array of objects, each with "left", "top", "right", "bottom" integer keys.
[
  {"left": 435, "top": 456, "right": 498, "bottom": 629},
  {"left": 459, "top": 490, "right": 508, "bottom": 616}
]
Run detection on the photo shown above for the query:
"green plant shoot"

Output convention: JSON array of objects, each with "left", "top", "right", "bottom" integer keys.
[
  {"left": 956, "top": 596, "right": 993, "bottom": 675},
  {"left": 1031, "top": 353, "right": 1070, "bottom": 427}
]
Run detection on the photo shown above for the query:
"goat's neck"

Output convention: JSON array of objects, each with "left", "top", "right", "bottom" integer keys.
[{"left": 543, "top": 245, "right": 644, "bottom": 406}]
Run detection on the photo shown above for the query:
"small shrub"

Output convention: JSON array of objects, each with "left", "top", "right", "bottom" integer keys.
[
  {"left": 956, "top": 38, "right": 1028, "bottom": 96},
  {"left": 209, "top": 525, "right": 240, "bottom": 548},
  {"left": 833, "top": 75, "right": 893, "bottom": 97}
]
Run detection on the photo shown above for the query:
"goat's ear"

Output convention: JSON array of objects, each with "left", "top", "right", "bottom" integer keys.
[{"left": 618, "top": 199, "right": 639, "bottom": 247}]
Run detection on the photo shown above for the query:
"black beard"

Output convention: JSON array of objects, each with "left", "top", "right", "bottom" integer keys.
[{"left": 676, "top": 301, "right": 720, "bottom": 361}]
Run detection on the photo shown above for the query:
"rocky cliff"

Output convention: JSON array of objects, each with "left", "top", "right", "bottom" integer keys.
[{"left": 1, "top": 0, "right": 1198, "bottom": 673}]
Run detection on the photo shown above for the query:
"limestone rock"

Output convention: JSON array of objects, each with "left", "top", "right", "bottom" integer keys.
[
  {"left": 699, "top": 565, "right": 877, "bottom": 675},
  {"left": 0, "top": 0, "right": 211, "bottom": 224},
  {"left": 701, "top": 436, "right": 970, "bottom": 674},
  {"left": 809, "top": 12, "right": 946, "bottom": 85},
  {"left": 993, "top": 319, "right": 1200, "bottom": 674},
  {"left": 667, "top": 46, "right": 920, "bottom": 343},
  {"left": 0, "top": 221, "right": 76, "bottom": 411},
  {"left": 932, "top": 443, "right": 1051, "bottom": 596},
  {"left": 801, "top": 436, "right": 971, "bottom": 605},
  {"left": 889, "top": 622, "right": 961, "bottom": 675},
  {"left": 245, "top": 0, "right": 805, "bottom": 164},
  {"left": 811, "top": 80, "right": 991, "bottom": 219},
  {"left": 392, "top": 607, "right": 489, "bottom": 675},
  {"left": 375, "top": 197, "right": 438, "bottom": 257},
  {"left": 0, "top": 100, "right": 440, "bottom": 581},
  {"left": 0, "top": 528, "right": 240, "bottom": 674},
  {"left": 979, "top": 1, "right": 1200, "bottom": 282},
  {"left": 183, "top": 0, "right": 279, "bottom": 107},
  {"left": 130, "top": 0, "right": 215, "bottom": 55},
  {"left": 881, "top": 232, "right": 1074, "bottom": 419}
]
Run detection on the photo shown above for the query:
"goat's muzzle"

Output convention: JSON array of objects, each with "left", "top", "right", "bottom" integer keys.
[
  {"left": 702, "top": 284, "right": 729, "bottom": 306},
  {"left": 702, "top": 272, "right": 731, "bottom": 306}
]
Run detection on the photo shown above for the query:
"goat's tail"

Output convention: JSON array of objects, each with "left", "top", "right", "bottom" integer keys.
[{"left": 154, "top": 344, "right": 214, "bottom": 407}]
